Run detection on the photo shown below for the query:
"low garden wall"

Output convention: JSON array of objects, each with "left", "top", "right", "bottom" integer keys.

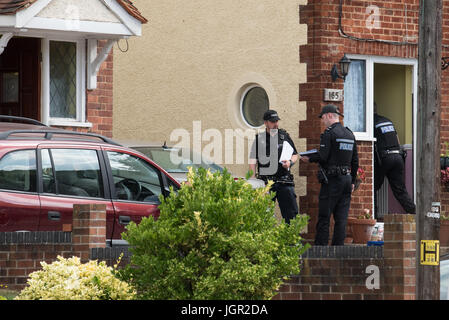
[
  {"left": 275, "top": 214, "right": 416, "bottom": 300},
  {"left": 1, "top": 206, "right": 417, "bottom": 299},
  {"left": 0, "top": 204, "right": 129, "bottom": 291}
]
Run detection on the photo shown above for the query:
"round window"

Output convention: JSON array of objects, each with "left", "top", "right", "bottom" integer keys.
[{"left": 241, "top": 86, "right": 269, "bottom": 127}]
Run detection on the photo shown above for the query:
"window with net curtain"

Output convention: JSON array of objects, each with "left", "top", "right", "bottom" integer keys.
[{"left": 344, "top": 59, "right": 366, "bottom": 133}]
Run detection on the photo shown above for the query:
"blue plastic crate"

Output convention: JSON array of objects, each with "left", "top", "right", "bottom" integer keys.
[{"left": 367, "top": 241, "right": 384, "bottom": 246}]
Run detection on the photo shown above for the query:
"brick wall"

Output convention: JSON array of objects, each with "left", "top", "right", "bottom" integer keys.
[
  {"left": 350, "top": 141, "right": 374, "bottom": 215},
  {"left": 275, "top": 214, "right": 416, "bottom": 300},
  {"left": 276, "top": 246, "right": 384, "bottom": 300},
  {"left": 297, "top": 0, "right": 449, "bottom": 241},
  {"left": 86, "top": 40, "right": 114, "bottom": 138},
  {"left": 0, "top": 211, "right": 419, "bottom": 299},
  {"left": 0, "top": 232, "right": 73, "bottom": 290},
  {"left": 71, "top": 204, "right": 107, "bottom": 261},
  {"left": 0, "top": 204, "right": 127, "bottom": 291},
  {"left": 383, "top": 214, "right": 416, "bottom": 299}
]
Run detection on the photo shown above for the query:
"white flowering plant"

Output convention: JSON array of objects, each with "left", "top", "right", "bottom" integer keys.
[{"left": 15, "top": 256, "right": 135, "bottom": 300}]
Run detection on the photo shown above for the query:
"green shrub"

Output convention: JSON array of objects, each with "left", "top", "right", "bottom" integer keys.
[
  {"left": 0, "top": 285, "right": 7, "bottom": 300},
  {"left": 15, "top": 256, "right": 136, "bottom": 300},
  {"left": 119, "top": 167, "right": 309, "bottom": 300}
]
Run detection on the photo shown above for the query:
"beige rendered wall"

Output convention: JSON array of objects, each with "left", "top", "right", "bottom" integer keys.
[{"left": 113, "top": 0, "right": 308, "bottom": 196}]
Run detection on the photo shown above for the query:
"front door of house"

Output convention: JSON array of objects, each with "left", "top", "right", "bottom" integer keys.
[
  {"left": 374, "top": 63, "right": 415, "bottom": 216},
  {"left": 0, "top": 37, "right": 40, "bottom": 120}
]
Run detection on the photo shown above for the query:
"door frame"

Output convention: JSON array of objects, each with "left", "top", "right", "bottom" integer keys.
[{"left": 346, "top": 54, "right": 418, "bottom": 214}]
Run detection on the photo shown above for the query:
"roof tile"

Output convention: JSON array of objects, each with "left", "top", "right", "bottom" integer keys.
[
  {"left": 116, "top": 0, "right": 148, "bottom": 24},
  {"left": 0, "top": 0, "right": 147, "bottom": 23},
  {"left": 0, "top": 0, "right": 37, "bottom": 14}
]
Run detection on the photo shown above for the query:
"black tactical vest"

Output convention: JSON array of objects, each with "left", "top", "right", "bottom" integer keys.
[
  {"left": 256, "top": 129, "right": 291, "bottom": 177},
  {"left": 374, "top": 114, "right": 400, "bottom": 152},
  {"left": 326, "top": 123, "right": 355, "bottom": 168}
]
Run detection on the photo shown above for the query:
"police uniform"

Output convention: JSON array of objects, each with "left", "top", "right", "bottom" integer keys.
[
  {"left": 374, "top": 113, "right": 416, "bottom": 216},
  {"left": 308, "top": 105, "right": 358, "bottom": 246},
  {"left": 250, "top": 111, "right": 299, "bottom": 224}
]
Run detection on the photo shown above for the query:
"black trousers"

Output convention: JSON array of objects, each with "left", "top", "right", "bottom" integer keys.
[
  {"left": 374, "top": 153, "right": 416, "bottom": 216},
  {"left": 270, "top": 183, "right": 298, "bottom": 224},
  {"left": 315, "top": 174, "right": 352, "bottom": 246}
]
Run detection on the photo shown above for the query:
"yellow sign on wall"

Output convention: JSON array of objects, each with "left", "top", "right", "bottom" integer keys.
[{"left": 420, "top": 240, "right": 440, "bottom": 266}]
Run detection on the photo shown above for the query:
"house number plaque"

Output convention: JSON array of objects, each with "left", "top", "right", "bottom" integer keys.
[{"left": 323, "top": 89, "right": 343, "bottom": 102}]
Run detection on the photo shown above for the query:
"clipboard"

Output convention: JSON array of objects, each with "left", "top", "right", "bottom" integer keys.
[{"left": 299, "top": 149, "right": 318, "bottom": 156}]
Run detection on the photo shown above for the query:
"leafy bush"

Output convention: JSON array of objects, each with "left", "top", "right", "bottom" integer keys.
[
  {"left": 0, "top": 284, "right": 15, "bottom": 300},
  {"left": 0, "top": 285, "right": 7, "bottom": 300},
  {"left": 15, "top": 256, "right": 135, "bottom": 300},
  {"left": 119, "top": 167, "right": 309, "bottom": 300}
]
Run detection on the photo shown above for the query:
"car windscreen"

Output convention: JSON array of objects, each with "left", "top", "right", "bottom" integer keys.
[{"left": 133, "top": 147, "right": 224, "bottom": 173}]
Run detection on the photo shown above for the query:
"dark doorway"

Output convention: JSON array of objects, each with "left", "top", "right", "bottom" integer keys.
[
  {"left": 374, "top": 63, "right": 414, "bottom": 217},
  {"left": 0, "top": 37, "right": 40, "bottom": 120}
]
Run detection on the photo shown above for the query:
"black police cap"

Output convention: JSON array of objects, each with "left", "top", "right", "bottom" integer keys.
[
  {"left": 319, "top": 104, "right": 344, "bottom": 118},
  {"left": 263, "top": 110, "right": 281, "bottom": 122}
]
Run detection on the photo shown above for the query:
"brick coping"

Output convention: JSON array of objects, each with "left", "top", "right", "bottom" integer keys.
[
  {"left": 302, "top": 245, "right": 384, "bottom": 259},
  {"left": 0, "top": 231, "right": 71, "bottom": 244}
]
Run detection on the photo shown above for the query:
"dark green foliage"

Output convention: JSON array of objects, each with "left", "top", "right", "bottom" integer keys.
[{"left": 119, "top": 168, "right": 309, "bottom": 299}]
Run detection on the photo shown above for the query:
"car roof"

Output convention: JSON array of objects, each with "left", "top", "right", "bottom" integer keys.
[
  {"left": 0, "top": 117, "right": 181, "bottom": 186},
  {"left": 118, "top": 140, "right": 171, "bottom": 148},
  {"left": 0, "top": 122, "right": 52, "bottom": 132},
  {"left": 0, "top": 121, "right": 121, "bottom": 147}
]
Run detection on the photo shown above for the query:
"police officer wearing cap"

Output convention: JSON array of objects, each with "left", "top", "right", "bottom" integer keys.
[
  {"left": 249, "top": 109, "right": 299, "bottom": 224},
  {"left": 301, "top": 104, "right": 358, "bottom": 246},
  {"left": 374, "top": 103, "right": 416, "bottom": 216}
]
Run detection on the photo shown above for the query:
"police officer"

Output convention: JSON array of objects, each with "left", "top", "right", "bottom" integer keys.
[
  {"left": 249, "top": 109, "right": 299, "bottom": 224},
  {"left": 374, "top": 103, "right": 416, "bottom": 216},
  {"left": 301, "top": 104, "right": 358, "bottom": 246}
]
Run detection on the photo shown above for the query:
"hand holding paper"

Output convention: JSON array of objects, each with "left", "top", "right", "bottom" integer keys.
[{"left": 279, "top": 141, "right": 294, "bottom": 170}]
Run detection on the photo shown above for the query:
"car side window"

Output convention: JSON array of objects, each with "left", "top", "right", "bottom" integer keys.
[
  {"left": 42, "top": 149, "right": 104, "bottom": 198},
  {"left": 107, "top": 151, "right": 163, "bottom": 202},
  {"left": 166, "top": 176, "right": 180, "bottom": 192},
  {"left": 0, "top": 149, "right": 36, "bottom": 192},
  {"left": 41, "top": 149, "right": 56, "bottom": 194}
]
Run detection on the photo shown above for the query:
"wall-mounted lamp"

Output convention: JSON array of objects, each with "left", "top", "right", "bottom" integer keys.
[
  {"left": 442, "top": 57, "right": 449, "bottom": 70},
  {"left": 331, "top": 54, "right": 351, "bottom": 82}
]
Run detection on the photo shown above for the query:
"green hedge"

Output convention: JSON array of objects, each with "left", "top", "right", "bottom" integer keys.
[{"left": 119, "top": 167, "right": 309, "bottom": 300}]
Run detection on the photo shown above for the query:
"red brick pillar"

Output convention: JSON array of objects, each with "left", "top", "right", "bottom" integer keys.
[
  {"left": 383, "top": 214, "right": 416, "bottom": 300},
  {"left": 72, "top": 204, "right": 106, "bottom": 261}
]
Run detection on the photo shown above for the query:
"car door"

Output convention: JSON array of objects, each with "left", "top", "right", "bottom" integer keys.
[
  {"left": 0, "top": 148, "right": 40, "bottom": 231},
  {"left": 102, "top": 148, "right": 170, "bottom": 240},
  {"left": 37, "top": 145, "right": 116, "bottom": 239}
]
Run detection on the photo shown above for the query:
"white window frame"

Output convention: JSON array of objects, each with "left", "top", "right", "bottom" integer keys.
[
  {"left": 346, "top": 54, "right": 418, "bottom": 212},
  {"left": 344, "top": 54, "right": 418, "bottom": 143},
  {"left": 41, "top": 38, "right": 91, "bottom": 128}
]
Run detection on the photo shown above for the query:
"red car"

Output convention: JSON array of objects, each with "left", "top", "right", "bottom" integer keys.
[{"left": 0, "top": 116, "right": 180, "bottom": 245}]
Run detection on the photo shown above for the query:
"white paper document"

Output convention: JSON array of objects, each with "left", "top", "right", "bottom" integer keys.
[{"left": 279, "top": 141, "right": 294, "bottom": 163}]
